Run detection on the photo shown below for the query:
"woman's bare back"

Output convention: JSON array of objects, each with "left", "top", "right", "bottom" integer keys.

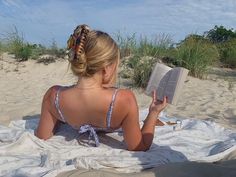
[{"left": 52, "top": 86, "right": 125, "bottom": 130}]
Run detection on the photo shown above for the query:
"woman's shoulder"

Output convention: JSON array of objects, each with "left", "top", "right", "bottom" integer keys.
[
  {"left": 44, "top": 85, "right": 74, "bottom": 97},
  {"left": 45, "top": 85, "right": 60, "bottom": 95},
  {"left": 42, "top": 85, "right": 64, "bottom": 101},
  {"left": 117, "top": 88, "right": 135, "bottom": 97},
  {"left": 116, "top": 88, "right": 137, "bottom": 105}
]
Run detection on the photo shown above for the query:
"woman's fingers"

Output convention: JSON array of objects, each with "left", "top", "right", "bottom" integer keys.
[
  {"left": 153, "top": 90, "right": 157, "bottom": 101},
  {"left": 151, "top": 91, "right": 156, "bottom": 104},
  {"left": 162, "top": 96, "right": 168, "bottom": 108},
  {"left": 163, "top": 96, "right": 167, "bottom": 104}
]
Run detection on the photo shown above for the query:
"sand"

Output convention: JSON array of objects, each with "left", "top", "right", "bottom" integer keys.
[{"left": 0, "top": 53, "right": 236, "bottom": 130}]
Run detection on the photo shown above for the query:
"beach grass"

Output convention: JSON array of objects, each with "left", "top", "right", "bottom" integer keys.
[
  {"left": 118, "top": 33, "right": 220, "bottom": 87},
  {"left": 0, "top": 41, "right": 3, "bottom": 56},
  {"left": 217, "top": 39, "right": 236, "bottom": 68},
  {"left": 1, "top": 27, "right": 65, "bottom": 61},
  {"left": 173, "top": 35, "right": 219, "bottom": 79},
  {"left": 117, "top": 33, "right": 173, "bottom": 87}
]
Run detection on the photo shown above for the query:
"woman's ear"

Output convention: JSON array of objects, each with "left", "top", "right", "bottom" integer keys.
[
  {"left": 102, "top": 65, "right": 112, "bottom": 84},
  {"left": 102, "top": 63, "right": 117, "bottom": 85}
]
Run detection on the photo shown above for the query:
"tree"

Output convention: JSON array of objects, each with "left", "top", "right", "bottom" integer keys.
[{"left": 205, "top": 25, "right": 236, "bottom": 43}]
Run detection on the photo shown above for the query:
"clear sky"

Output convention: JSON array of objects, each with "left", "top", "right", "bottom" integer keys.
[{"left": 0, "top": 0, "right": 236, "bottom": 47}]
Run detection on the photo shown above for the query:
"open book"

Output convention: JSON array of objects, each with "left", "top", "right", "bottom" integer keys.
[{"left": 145, "top": 63, "right": 189, "bottom": 105}]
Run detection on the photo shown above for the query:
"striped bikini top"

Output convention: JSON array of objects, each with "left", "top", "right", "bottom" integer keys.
[{"left": 54, "top": 86, "right": 119, "bottom": 147}]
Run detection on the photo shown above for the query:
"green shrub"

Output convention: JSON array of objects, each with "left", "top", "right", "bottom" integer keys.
[
  {"left": 0, "top": 41, "right": 2, "bottom": 55},
  {"left": 116, "top": 33, "right": 173, "bottom": 59},
  {"left": 16, "top": 44, "right": 33, "bottom": 61},
  {"left": 118, "top": 34, "right": 174, "bottom": 88},
  {"left": 137, "top": 34, "right": 173, "bottom": 58},
  {"left": 121, "top": 56, "right": 158, "bottom": 88},
  {"left": 115, "top": 32, "right": 136, "bottom": 58},
  {"left": 46, "top": 39, "right": 65, "bottom": 58},
  {"left": 31, "top": 44, "right": 47, "bottom": 60},
  {"left": 8, "top": 33, "right": 24, "bottom": 57},
  {"left": 217, "top": 39, "right": 236, "bottom": 68},
  {"left": 4, "top": 27, "right": 32, "bottom": 61},
  {"left": 174, "top": 36, "right": 219, "bottom": 78},
  {"left": 0, "top": 41, "right": 8, "bottom": 55},
  {"left": 133, "top": 56, "right": 158, "bottom": 87}
]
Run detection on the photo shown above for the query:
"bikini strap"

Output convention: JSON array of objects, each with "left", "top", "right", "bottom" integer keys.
[
  {"left": 106, "top": 89, "right": 119, "bottom": 128},
  {"left": 54, "top": 87, "right": 66, "bottom": 122}
]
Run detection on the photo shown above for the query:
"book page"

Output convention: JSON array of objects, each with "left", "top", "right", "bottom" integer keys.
[
  {"left": 145, "top": 63, "right": 171, "bottom": 96},
  {"left": 146, "top": 63, "right": 189, "bottom": 105},
  {"left": 171, "top": 68, "right": 189, "bottom": 105},
  {"left": 156, "top": 70, "right": 173, "bottom": 102},
  {"left": 160, "top": 69, "right": 182, "bottom": 104}
]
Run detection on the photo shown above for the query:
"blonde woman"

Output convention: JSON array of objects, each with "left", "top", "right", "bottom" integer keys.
[{"left": 35, "top": 24, "right": 168, "bottom": 151}]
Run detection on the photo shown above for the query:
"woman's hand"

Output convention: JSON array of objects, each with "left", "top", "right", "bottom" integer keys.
[{"left": 149, "top": 90, "right": 168, "bottom": 116}]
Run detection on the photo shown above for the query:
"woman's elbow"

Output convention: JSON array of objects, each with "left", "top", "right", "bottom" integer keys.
[
  {"left": 35, "top": 130, "right": 52, "bottom": 140},
  {"left": 127, "top": 142, "right": 151, "bottom": 152}
]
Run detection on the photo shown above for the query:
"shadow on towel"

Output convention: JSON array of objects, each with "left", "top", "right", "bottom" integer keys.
[{"left": 56, "top": 159, "right": 236, "bottom": 177}]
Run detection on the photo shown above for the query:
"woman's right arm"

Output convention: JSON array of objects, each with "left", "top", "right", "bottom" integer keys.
[
  {"left": 35, "top": 86, "right": 59, "bottom": 140},
  {"left": 121, "top": 90, "right": 167, "bottom": 151}
]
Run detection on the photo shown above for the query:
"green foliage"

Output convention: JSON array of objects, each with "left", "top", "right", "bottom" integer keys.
[
  {"left": 115, "top": 32, "right": 137, "bottom": 58},
  {"left": 116, "top": 32, "right": 173, "bottom": 59},
  {"left": 137, "top": 34, "right": 173, "bottom": 58},
  {"left": 6, "top": 28, "right": 24, "bottom": 55},
  {"left": 47, "top": 39, "right": 65, "bottom": 58},
  {"left": 120, "top": 33, "right": 220, "bottom": 87},
  {"left": 0, "top": 41, "right": 2, "bottom": 54},
  {"left": 0, "top": 41, "right": 8, "bottom": 55},
  {"left": 123, "top": 56, "right": 158, "bottom": 88},
  {"left": 118, "top": 33, "right": 174, "bottom": 87},
  {"left": 174, "top": 35, "right": 219, "bottom": 78},
  {"left": 218, "top": 39, "right": 236, "bottom": 68},
  {"left": 1, "top": 27, "right": 65, "bottom": 61},
  {"left": 205, "top": 25, "right": 236, "bottom": 43},
  {"left": 30, "top": 44, "right": 47, "bottom": 60},
  {"left": 17, "top": 44, "right": 33, "bottom": 61},
  {"left": 204, "top": 25, "right": 236, "bottom": 68},
  {"left": 3, "top": 27, "right": 32, "bottom": 61}
]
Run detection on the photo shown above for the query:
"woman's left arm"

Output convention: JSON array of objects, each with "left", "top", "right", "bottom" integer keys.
[{"left": 35, "top": 86, "right": 59, "bottom": 140}]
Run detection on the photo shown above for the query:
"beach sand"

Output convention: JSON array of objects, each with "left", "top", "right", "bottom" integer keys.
[{"left": 0, "top": 53, "right": 236, "bottom": 130}]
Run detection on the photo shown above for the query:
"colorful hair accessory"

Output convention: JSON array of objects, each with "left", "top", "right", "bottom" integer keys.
[{"left": 66, "top": 24, "right": 90, "bottom": 61}]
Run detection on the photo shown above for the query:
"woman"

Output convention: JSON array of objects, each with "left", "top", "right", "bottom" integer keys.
[{"left": 35, "top": 24, "right": 168, "bottom": 151}]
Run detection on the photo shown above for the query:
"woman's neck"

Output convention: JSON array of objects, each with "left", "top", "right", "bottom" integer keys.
[{"left": 76, "top": 73, "right": 103, "bottom": 89}]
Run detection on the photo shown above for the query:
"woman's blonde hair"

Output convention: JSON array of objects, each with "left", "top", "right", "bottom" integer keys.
[{"left": 67, "top": 24, "right": 120, "bottom": 77}]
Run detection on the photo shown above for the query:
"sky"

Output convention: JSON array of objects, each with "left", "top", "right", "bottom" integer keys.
[{"left": 0, "top": 0, "right": 236, "bottom": 47}]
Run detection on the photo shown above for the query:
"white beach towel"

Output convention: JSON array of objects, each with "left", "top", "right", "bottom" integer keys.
[{"left": 0, "top": 109, "right": 236, "bottom": 177}]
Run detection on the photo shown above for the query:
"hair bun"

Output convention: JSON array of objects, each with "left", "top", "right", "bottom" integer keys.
[
  {"left": 68, "top": 25, "right": 119, "bottom": 78},
  {"left": 67, "top": 24, "right": 90, "bottom": 61}
]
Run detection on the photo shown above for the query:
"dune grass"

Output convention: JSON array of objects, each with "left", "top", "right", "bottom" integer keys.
[
  {"left": 115, "top": 32, "right": 137, "bottom": 58},
  {"left": 117, "top": 33, "right": 173, "bottom": 87},
  {"left": 1, "top": 27, "right": 65, "bottom": 61},
  {"left": 0, "top": 41, "right": 2, "bottom": 55},
  {"left": 118, "top": 33, "right": 220, "bottom": 87},
  {"left": 2, "top": 27, "right": 33, "bottom": 61},
  {"left": 217, "top": 39, "right": 236, "bottom": 68},
  {"left": 173, "top": 35, "right": 219, "bottom": 79}
]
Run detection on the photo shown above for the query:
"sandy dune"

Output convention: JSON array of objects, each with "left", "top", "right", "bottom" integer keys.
[{"left": 0, "top": 53, "right": 236, "bottom": 130}]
